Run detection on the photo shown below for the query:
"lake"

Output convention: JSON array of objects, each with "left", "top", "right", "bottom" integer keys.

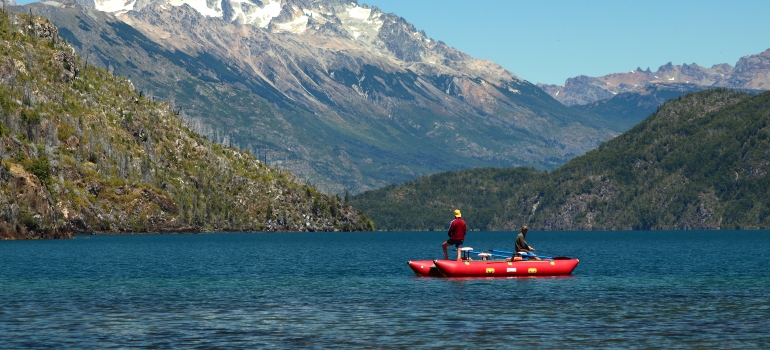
[{"left": 1, "top": 230, "right": 769, "bottom": 348}]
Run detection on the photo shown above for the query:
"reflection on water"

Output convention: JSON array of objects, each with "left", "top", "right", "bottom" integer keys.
[{"left": 1, "top": 231, "right": 769, "bottom": 348}]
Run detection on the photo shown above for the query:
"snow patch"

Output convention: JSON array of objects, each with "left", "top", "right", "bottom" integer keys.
[
  {"left": 275, "top": 15, "right": 309, "bottom": 34},
  {"left": 227, "top": 0, "right": 283, "bottom": 27},
  {"left": 94, "top": 0, "right": 136, "bottom": 14},
  {"left": 348, "top": 26, "right": 361, "bottom": 39},
  {"left": 347, "top": 6, "right": 371, "bottom": 20}
]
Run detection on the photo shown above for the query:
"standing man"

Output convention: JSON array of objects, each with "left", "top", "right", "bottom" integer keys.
[
  {"left": 442, "top": 209, "right": 467, "bottom": 261},
  {"left": 515, "top": 225, "right": 535, "bottom": 255}
]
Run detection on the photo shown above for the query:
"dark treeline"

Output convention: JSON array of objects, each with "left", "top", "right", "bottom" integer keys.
[{"left": 352, "top": 89, "right": 770, "bottom": 231}]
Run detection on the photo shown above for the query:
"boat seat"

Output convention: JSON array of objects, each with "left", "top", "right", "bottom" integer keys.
[
  {"left": 460, "top": 247, "right": 474, "bottom": 261},
  {"left": 477, "top": 252, "right": 491, "bottom": 261}
]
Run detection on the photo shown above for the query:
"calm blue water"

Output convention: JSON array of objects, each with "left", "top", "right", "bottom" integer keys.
[{"left": 2, "top": 230, "right": 769, "bottom": 349}]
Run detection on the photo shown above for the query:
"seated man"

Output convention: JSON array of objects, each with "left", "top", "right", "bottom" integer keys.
[
  {"left": 515, "top": 225, "right": 534, "bottom": 253},
  {"left": 514, "top": 225, "right": 540, "bottom": 260}
]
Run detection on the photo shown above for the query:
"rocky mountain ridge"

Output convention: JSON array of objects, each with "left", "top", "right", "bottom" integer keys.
[
  {"left": 30, "top": 0, "right": 618, "bottom": 194},
  {"left": 539, "top": 49, "right": 770, "bottom": 106}
]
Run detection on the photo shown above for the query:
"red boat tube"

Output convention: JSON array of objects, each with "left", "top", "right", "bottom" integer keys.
[
  {"left": 431, "top": 258, "right": 579, "bottom": 278},
  {"left": 407, "top": 260, "right": 444, "bottom": 277}
]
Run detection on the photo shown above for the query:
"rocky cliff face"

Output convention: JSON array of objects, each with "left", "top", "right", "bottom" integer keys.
[
  {"left": 729, "top": 49, "right": 770, "bottom": 89},
  {"left": 1, "top": 161, "right": 71, "bottom": 239},
  {"left": 31, "top": 0, "right": 617, "bottom": 194},
  {"left": 540, "top": 49, "right": 770, "bottom": 107}
]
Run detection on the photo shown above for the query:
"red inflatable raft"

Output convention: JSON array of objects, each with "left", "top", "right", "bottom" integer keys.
[
  {"left": 407, "top": 260, "right": 444, "bottom": 277},
  {"left": 408, "top": 256, "right": 579, "bottom": 278}
]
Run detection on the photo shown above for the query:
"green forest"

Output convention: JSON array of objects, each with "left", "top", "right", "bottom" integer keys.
[
  {"left": 0, "top": 10, "right": 373, "bottom": 239},
  {"left": 352, "top": 89, "right": 770, "bottom": 231}
]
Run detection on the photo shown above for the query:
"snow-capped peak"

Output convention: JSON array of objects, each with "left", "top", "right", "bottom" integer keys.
[
  {"left": 93, "top": 0, "right": 383, "bottom": 38},
  {"left": 93, "top": 0, "right": 137, "bottom": 15}
]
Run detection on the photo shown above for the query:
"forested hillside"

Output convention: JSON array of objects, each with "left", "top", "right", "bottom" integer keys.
[
  {"left": 352, "top": 89, "right": 770, "bottom": 231},
  {"left": 0, "top": 10, "right": 373, "bottom": 239}
]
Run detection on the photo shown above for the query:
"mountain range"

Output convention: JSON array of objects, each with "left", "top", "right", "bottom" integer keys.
[
  {"left": 27, "top": 0, "right": 622, "bottom": 194},
  {"left": 539, "top": 50, "right": 770, "bottom": 107},
  {"left": 351, "top": 89, "right": 770, "bottom": 231}
]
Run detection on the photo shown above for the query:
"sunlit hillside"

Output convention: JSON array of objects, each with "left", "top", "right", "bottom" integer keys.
[{"left": 0, "top": 10, "right": 374, "bottom": 239}]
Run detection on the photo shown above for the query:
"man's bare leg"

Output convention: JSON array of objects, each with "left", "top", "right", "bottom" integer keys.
[{"left": 442, "top": 241, "right": 450, "bottom": 260}]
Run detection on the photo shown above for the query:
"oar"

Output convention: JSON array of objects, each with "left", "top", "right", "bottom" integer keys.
[{"left": 530, "top": 250, "right": 575, "bottom": 259}]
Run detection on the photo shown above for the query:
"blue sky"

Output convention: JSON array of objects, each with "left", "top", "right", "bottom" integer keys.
[
  {"left": 366, "top": 0, "right": 770, "bottom": 85},
  {"left": 14, "top": 0, "right": 770, "bottom": 85}
]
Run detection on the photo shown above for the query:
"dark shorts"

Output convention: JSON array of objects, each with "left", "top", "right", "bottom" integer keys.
[{"left": 446, "top": 238, "right": 464, "bottom": 247}]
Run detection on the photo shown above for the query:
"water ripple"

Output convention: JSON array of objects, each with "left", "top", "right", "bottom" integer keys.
[{"left": 1, "top": 231, "right": 769, "bottom": 348}]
